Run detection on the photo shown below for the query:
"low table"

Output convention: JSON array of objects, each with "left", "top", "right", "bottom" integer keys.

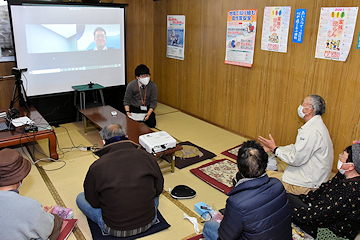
[
  {"left": 0, "top": 106, "right": 58, "bottom": 159},
  {"left": 72, "top": 83, "right": 105, "bottom": 121},
  {"left": 79, "top": 105, "right": 182, "bottom": 173}
]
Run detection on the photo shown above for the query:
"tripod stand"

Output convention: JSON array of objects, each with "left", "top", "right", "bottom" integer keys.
[{"left": 9, "top": 68, "right": 30, "bottom": 112}]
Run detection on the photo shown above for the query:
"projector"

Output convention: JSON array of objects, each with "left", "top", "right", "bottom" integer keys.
[{"left": 139, "top": 131, "right": 176, "bottom": 154}]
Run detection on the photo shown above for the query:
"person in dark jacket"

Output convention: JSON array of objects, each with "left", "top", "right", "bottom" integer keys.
[
  {"left": 203, "top": 140, "right": 292, "bottom": 240},
  {"left": 76, "top": 123, "right": 164, "bottom": 237}
]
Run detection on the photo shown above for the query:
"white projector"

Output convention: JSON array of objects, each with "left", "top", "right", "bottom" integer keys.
[{"left": 139, "top": 131, "right": 176, "bottom": 154}]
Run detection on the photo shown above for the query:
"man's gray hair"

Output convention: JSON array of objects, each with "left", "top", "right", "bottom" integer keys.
[
  {"left": 309, "top": 94, "right": 326, "bottom": 115},
  {"left": 100, "top": 124, "right": 125, "bottom": 140}
]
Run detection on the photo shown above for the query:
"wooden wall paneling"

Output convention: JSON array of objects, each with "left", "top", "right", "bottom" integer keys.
[
  {"left": 200, "top": 0, "right": 224, "bottom": 121},
  {"left": 224, "top": 64, "right": 238, "bottom": 131},
  {"left": 163, "top": 0, "right": 181, "bottom": 108},
  {"left": 155, "top": 0, "right": 170, "bottom": 105},
  {"left": 117, "top": 0, "right": 154, "bottom": 83},
  {"left": 194, "top": 0, "right": 207, "bottom": 117},
  {"left": 177, "top": 1, "right": 186, "bottom": 108},
  {"left": 179, "top": 3, "right": 200, "bottom": 113},
  {"left": 153, "top": 1, "right": 167, "bottom": 104},
  {"left": 330, "top": 0, "right": 360, "bottom": 166},
  {"left": 0, "top": 62, "right": 16, "bottom": 109},
  {"left": 153, "top": 0, "right": 360, "bottom": 172},
  {"left": 175, "top": 1, "right": 185, "bottom": 111},
  {"left": 329, "top": 0, "right": 360, "bottom": 160}
]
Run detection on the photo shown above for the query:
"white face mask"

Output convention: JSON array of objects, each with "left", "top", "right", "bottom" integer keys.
[
  {"left": 337, "top": 159, "right": 353, "bottom": 175},
  {"left": 17, "top": 181, "right": 22, "bottom": 191},
  {"left": 139, "top": 77, "right": 150, "bottom": 86},
  {"left": 297, "top": 105, "right": 311, "bottom": 119}
]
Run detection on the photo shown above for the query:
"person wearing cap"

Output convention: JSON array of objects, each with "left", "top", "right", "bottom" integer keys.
[
  {"left": 0, "top": 148, "right": 62, "bottom": 240},
  {"left": 123, "top": 64, "right": 158, "bottom": 128},
  {"left": 76, "top": 123, "right": 163, "bottom": 237},
  {"left": 287, "top": 143, "right": 360, "bottom": 240}
]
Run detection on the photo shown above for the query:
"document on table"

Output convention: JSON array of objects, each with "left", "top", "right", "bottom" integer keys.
[
  {"left": 11, "top": 116, "right": 34, "bottom": 127},
  {"left": 128, "top": 113, "right": 146, "bottom": 121}
]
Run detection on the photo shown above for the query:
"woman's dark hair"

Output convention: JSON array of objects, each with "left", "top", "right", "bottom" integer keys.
[{"left": 344, "top": 145, "right": 353, "bottom": 163}]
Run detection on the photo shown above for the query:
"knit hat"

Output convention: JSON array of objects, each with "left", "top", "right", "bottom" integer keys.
[
  {"left": 351, "top": 144, "right": 360, "bottom": 174},
  {"left": 0, "top": 148, "right": 31, "bottom": 187}
]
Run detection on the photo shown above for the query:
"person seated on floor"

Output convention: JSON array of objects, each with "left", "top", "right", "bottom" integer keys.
[
  {"left": 76, "top": 123, "right": 164, "bottom": 237},
  {"left": 0, "top": 148, "right": 62, "bottom": 240},
  {"left": 258, "top": 94, "right": 334, "bottom": 195},
  {"left": 202, "top": 140, "right": 292, "bottom": 240},
  {"left": 123, "top": 64, "right": 158, "bottom": 128},
  {"left": 288, "top": 143, "right": 360, "bottom": 240}
]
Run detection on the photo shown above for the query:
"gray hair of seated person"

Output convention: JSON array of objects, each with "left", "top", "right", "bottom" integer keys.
[
  {"left": 100, "top": 124, "right": 126, "bottom": 140},
  {"left": 237, "top": 140, "right": 268, "bottom": 178},
  {"left": 309, "top": 94, "right": 326, "bottom": 115}
]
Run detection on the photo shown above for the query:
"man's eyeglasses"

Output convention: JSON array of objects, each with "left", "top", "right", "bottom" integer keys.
[
  {"left": 301, "top": 100, "right": 313, "bottom": 108},
  {"left": 95, "top": 34, "right": 106, "bottom": 39}
]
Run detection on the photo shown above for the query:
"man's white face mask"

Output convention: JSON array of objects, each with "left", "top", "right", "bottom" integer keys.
[
  {"left": 297, "top": 105, "right": 311, "bottom": 119},
  {"left": 139, "top": 77, "right": 150, "bottom": 86}
]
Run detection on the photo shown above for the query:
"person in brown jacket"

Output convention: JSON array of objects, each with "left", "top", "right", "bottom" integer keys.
[{"left": 76, "top": 123, "right": 164, "bottom": 237}]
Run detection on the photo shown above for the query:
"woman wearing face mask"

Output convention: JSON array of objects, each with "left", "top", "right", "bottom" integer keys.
[
  {"left": 123, "top": 64, "right": 158, "bottom": 128},
  {"left": 287, "top": 143, "right": 360, "bottom": 240}
]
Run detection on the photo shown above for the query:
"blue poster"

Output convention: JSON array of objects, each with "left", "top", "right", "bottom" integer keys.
[
  {"left": 292, "top": 9, "right": 307, "bottom": 43},
  {"left": 357, "top": 31, "right": 360, "bottom": 49}
]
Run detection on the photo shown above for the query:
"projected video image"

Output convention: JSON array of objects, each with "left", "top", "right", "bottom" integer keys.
[
  {"left": 10, "top": 3, "right": 126, "bottom": 96},
  {"left": 77, "top": 25, "right": 121, "bottom": 51},
  {"left": 25, "top": 24, "right": 121, "bottom": 53},
  {"left": 26, "top": 24, "right": 77, "bottom": 53}
]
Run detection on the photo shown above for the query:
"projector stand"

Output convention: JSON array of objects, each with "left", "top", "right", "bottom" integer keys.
[{"left": 10, "top": 73, "right": 30, "bottom": 112}]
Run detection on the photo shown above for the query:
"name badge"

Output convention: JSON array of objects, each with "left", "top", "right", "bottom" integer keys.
[{"left": 140, "top": 106, "right": 147, "bottom": 111}]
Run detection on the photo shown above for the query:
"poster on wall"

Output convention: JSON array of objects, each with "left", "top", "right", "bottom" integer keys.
[
  {"left": 261, "top": 6, "right": 291, "bottom": 53},
  {"left": 166, "top": 15, "right": 185, "bottom": 60},
  {"left": 292, "top": 9, "right": 307, "bottom": 43},
  {"left": 315, "top": 7, "right": 358, "bottom": 62},
  {"left": 225, "top": 9, "right": 258, "bottom": 67}
]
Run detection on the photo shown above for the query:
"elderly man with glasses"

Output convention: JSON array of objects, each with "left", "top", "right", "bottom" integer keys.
[{"left": 258, "top": 94, "right": 334, "bottom": 195}]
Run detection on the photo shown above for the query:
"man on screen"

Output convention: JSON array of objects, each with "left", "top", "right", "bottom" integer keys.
[{"left": 93, "top": 27, "right": 112, "bottom": 50}]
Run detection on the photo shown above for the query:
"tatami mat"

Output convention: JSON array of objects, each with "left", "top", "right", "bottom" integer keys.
[
  {"left": 44, "top": 154, "right": 98, "bottom": 240},
  {"left": 156, "top": 110, "right": 249, "bottom": 157},
  {"left": 155, "top": 102, "right": 179, "bottom": 115},
  {"left": 17, "top": 147, "right": 55, "bottom": 206},
  {"left": 20, "top": 103, "right": 250, "bottom": 240},
  {"left": 10, "top": 103, "right": 360, "bottom": 240},
  {"left": 163, "top": 160, "right": 229, "bottom": 213}
]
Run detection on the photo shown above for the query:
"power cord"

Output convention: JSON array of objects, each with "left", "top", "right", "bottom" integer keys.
[{"left": 18, "top": 124, "right": 98, "bottom": 171}]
